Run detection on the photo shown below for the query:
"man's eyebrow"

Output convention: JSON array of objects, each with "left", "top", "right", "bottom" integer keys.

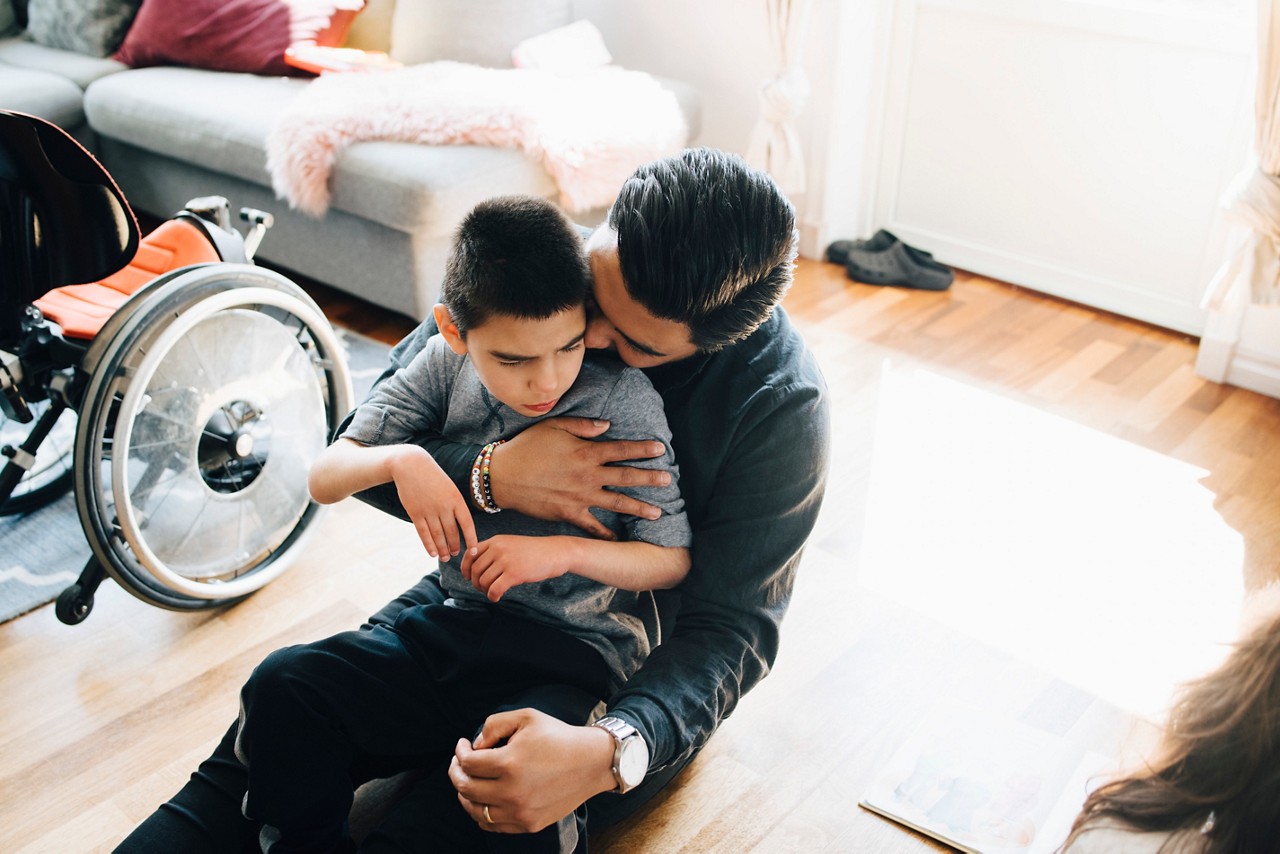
[
  {"left": 487, "top": 329, "right": 586, "bottom": 361},
  {"left": 618, "top": 331, "right": 666, "bottom": 359}
]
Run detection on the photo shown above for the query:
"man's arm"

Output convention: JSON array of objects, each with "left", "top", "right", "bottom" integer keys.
[
  {"left": 450, "top": 375, "right": 831, "bottom": 831},
  {"left": 606, "top": 381, "right": 830, "bottom": 766},
  {"left": 588, "top": 376, "right": 829, "bottom": 757},
  {"left": 482, "top": 421, "right": 670, "bottom": 537}
]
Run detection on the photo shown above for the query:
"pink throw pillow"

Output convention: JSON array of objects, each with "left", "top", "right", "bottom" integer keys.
[{"left": 115, "top": 0, "right": 365, "bottom": 76}]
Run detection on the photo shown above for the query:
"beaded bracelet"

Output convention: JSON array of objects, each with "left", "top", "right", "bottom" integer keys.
[{"left": 470, "top": 440, "right": 505, "bottom": 514}]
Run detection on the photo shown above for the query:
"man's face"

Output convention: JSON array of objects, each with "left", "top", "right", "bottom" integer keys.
[{"left": 584, "top": 226, "right": 699, "bottom": 369}]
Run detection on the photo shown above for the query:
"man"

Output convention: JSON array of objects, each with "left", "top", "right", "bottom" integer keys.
[{"left": 116, "top": 148, "right": 830, "bottom": 852}]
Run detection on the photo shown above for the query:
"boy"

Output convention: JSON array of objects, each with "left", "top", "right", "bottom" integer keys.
[{"left": 233, "top": 195, "right": 691, "bottom": 853}]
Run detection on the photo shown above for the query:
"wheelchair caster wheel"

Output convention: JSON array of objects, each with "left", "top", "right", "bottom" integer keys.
[{"left": 55, "top": 583, "right": 94, "bottom": 625}]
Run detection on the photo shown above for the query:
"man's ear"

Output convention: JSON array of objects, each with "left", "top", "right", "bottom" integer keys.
[{"left": 433, "top": 304, "right": 468, "bottom": 355}]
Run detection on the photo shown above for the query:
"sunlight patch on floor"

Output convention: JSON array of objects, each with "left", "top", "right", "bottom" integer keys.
[{"left": 858, "top": 362, "right": 1245, "bottom": 721}]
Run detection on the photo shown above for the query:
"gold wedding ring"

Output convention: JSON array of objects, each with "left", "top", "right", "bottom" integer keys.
[{"left": 484, "top": 804, "right": 494, "bottom": 824}]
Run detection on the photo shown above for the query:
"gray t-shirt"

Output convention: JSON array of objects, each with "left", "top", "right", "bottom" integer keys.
[{"left": 342, "top": 334, "right": 692, "bottom": 688}]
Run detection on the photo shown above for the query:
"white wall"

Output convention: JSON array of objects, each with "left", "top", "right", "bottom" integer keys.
[
  {"left": 571, "top": 0, "right": 772, "bottom": 151},
  {"left": 570, "top": 0, "right": 861, "bottom": 257}
]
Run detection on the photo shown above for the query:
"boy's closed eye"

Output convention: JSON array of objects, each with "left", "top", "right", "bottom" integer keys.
[{"left": 497, "top": 342, "right": 583, "bottom": 367}]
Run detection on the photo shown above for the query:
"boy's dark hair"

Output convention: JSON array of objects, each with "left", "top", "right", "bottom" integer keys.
[
  {"left": 442, "top": 195, "right": 590, "bottom": 335},
  {"left": 607, "top": 148, "right": 798, "bottom": 352}
]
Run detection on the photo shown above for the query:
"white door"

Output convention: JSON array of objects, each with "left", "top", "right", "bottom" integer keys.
[{"left": 869, "top": 0, "right": 1253, "bottom": 336}]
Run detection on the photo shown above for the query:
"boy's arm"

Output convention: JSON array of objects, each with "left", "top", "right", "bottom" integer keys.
[
  {"left": 310, "top": 438, "right": 477, "bottom": 559},
  {"left": 559, "top": 539, "right": 689, "bottom": 590},
  {"left": 462, "top": 536, "right": 689, "bottom": 602},
  {"left": 309, "top": 438, "right": 424, "bottom": 505}
]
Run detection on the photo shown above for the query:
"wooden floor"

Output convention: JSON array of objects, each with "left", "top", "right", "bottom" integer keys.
[{"left": 2, "top": 259, "right": 1278, "bottom": 852}]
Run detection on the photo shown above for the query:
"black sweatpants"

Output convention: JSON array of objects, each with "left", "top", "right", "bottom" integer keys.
[
  {"left": 234, "top": 604, "right": 609, "bottom": 853},
  {"left": 113, "top": 577, "right": 691, "bottom": 854}
]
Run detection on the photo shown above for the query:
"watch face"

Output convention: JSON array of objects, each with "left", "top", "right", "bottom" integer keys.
[{"left": 618, "top": 738, "right": 648, "bottom": 785}]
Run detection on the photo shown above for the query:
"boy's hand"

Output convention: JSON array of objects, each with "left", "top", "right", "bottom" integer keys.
[
  {"left": 390, "top": 448, "right": 477, "bottom": 559},
  {"left": 460, "top": 535, "right": 568, "bottom": 601}
]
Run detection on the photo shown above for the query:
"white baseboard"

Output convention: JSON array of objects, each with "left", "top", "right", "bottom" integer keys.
[
  {"left": 798, "top": 216, "right": 828, "bottom": 262},
  {"left": 1194, "top": 333, "right": 1234, "bottom": 384},
  {"left": 1200, "top": 335, "right": 1280, "bottom": 398},
  {"left": 1196, "top": 291, "right": 1280, "bottom": 398},
  {"left": 1223, "top": 348, "right": 1280, "bottom": 399}
]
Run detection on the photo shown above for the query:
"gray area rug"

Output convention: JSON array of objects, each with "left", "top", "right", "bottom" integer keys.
[{"left": 0, "top": 326, "right": 392, "bottom": 624}]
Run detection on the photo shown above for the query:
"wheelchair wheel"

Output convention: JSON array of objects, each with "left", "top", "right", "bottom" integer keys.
[
  {"left": 0, "top": 398, "right": 77, "bottom": 516},
  {"left": 74, "top": 264, "right": 352, "bottom": 610}
]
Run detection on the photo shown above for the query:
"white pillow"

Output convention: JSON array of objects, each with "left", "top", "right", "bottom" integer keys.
[
  {"left": 389, "top": 0, "right": 570, "bottom": 68},
  {"left": 512, "top": 20, "right": 612, "bottom": 72}
]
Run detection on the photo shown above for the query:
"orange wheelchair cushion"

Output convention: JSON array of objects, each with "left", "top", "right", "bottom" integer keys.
[{"left": 33, "top": 218, "right": 221, "bottom": 339}]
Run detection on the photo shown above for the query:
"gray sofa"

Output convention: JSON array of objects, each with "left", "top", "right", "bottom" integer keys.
[{"left": 0, "top": 0, "right": 699, "bottom": 321}]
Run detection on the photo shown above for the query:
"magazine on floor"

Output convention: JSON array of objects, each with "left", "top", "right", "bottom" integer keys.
[{"left": 860, "top": 707, "right": 1114, "bottom": 853}]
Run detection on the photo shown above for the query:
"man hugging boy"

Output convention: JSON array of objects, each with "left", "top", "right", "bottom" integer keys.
[{"left": 232, "top": 195, "right": 691, "bottom": 853}]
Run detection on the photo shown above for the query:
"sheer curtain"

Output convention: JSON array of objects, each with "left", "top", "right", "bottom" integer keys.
[
  {"left": 1201, "top": 0, "right": 1280, "bottom": 311},
  {"left": 744, "top": 0, "right": 813, "bottom": 195}
]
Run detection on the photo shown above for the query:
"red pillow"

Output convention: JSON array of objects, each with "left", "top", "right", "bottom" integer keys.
[{"left": 115, "top": 0, "right": 366, "bottom": 76}]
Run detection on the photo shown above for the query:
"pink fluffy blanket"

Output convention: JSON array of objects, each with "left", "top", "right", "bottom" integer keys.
[{"left": 266, "top": 61, "right": 689, "bottom": 217}]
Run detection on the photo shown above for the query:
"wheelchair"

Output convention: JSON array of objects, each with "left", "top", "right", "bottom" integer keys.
[{"left": 0, "top": 110, "right": 353, "bottom": 625}]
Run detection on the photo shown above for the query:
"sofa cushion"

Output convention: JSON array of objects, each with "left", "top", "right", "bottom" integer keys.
[
  {"left": 85, "top": 68, "right": 307, "bottom": 186},
  {"left": 0, "top": 66, "right": 83, "bottom": 129},
  {"left": 0, "top": 36, "right": 126, "bottom": 88},
  {"left": 114, "top": 0, "right": 365, "bottom": 76},
  {"left": 25, "top": 0, "right": 141, "bottom": 58},
  {"left": 83, "top": 67, "right": 555, "bottom": 234},
  {"left": 389, "top": 0, "right": 571, "bottom": 68}
]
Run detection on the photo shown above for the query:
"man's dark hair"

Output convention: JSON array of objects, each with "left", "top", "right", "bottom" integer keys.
[
  {"left": 607, "top": 148, "right": 798, "bottom": 352},
  {"left": 442, "top": 195, "right": 590, "bottom": 335}
]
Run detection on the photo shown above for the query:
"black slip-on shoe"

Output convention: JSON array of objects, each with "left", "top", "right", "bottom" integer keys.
[
  {"left": 825, "top": 230, "right": 934, "bottom": 265},
  {"left": 844, "top": 241, "right": 953, "bottom": 291}
]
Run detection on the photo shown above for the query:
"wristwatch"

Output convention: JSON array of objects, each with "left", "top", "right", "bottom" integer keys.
[{"left": 593, "top": 716, "right": 649, "bottom": 794}]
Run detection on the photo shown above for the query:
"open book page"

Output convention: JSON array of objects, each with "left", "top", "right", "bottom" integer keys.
[{"left": 860, "top": 707, "right": 1114, "bottom": 853}]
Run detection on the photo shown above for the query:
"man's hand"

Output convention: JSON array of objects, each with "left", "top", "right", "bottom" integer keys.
[
  {"left": 389, "top": 447, "right": 477, "bottom": 559},
  {"left": 449, "top": 708, "right": 618, "bottom": 833},
  {"left": 459, "top": 535, "right": 567, "bottom": 601},
  {"left": 488, "top": 417, "right": 669, "bottom": 539}
]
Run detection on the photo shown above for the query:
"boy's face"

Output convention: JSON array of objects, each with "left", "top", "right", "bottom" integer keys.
[
  {"left": 443, "top": 306, "right": 588, "bottom": 418},
  {"left": 584, "top": 226, "right": 699, "bottom": 369}
]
